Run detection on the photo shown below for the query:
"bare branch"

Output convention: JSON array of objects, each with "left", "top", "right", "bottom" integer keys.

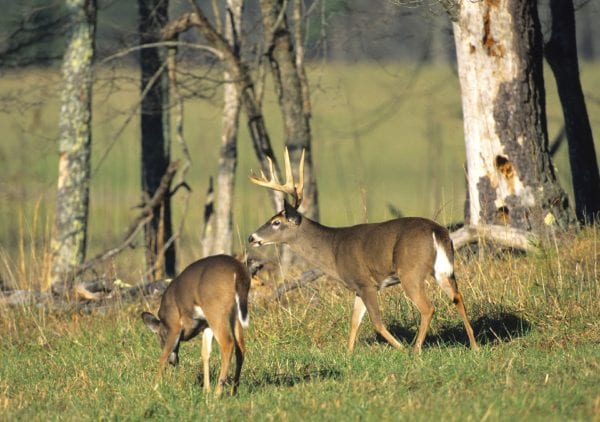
[
  {"left": 273, "top": 268, "right": 325, "bottom": 300},
  {"left": 73, "top": 161, "right": 181, "bottom": 277}
]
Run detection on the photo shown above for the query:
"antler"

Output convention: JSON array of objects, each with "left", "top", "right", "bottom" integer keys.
[{"left": 249, "top": 148, "right": 305, "bottom": 208}]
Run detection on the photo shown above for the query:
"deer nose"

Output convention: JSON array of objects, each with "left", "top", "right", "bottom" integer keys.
[{"left": 248, "top": 233, "right": 262, "bottom": 246}]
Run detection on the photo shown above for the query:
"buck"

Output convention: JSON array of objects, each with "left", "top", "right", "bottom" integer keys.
[
  {"left": 141, "top": 254, "right": 250, "bottom": 395},
  {"left": 248, "top": 149, "right": 479, "bottom": 353}
]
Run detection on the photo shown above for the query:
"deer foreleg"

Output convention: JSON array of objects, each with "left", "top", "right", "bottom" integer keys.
[{"left": 360, "top": 288, "right": 402, "bottom": 349}]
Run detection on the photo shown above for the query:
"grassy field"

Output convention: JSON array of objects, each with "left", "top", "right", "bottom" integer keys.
[
  {"left": 0, "top": 63, "right": 600, "bottom": 420},
  {"left": 1, "top": 62, "right": 600, "bottom": 288},
  {"left": 0, "top": 226, "right": 599, "bottom": 420}
]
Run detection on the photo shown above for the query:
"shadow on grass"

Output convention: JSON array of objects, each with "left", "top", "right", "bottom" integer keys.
[
  {"left": 194, "top": 365, "right": 342, "bottom": 392},
  {"left": 371, "top": 307, "right": 532, "bottom": 349}
]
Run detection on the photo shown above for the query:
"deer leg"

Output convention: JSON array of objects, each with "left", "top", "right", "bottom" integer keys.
[
  {"left": 360, "top": 288, "right": 402, "bottom": 349},
  {"left": 213, "top": 328, "right": 234, "bottom": 397},
  {"left": 348, "top": 295, "right": 367, "bottom": 352},
  {"left": 437, "top": 275, "right": 479, "bottom": 351},
  {"left": 232, "top": 319, "right": 245, "bottom": 395},
  {"left": 201, "top": 328, "right": 214, "bottom": 393},
  {"left": 401, "top": 276, "right": 434, "bottom": 354}
]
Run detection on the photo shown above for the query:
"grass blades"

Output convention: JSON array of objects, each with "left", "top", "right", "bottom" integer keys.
[{"left": 1, "top": 227, "right": 599, "bottom": 420}]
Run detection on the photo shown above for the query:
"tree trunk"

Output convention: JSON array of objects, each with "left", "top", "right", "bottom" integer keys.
[
  {"left": 164, "top": 6, "right": 284, "bottom": 212},
  {"left": 451, "top": 0, "right": 574, "bottom": 232},
  {"left": 50, "top": 0, "right": 97, "bottom": 292},
  {"left": 211, "top": 0, "right": 244, "bottom": 255},
  {"left": 259, "top": 0, "right": 319, "bottom": 220},
  {"left": 138, "top": 0, "right": 175, "bottom": 279},
  {"left": 545, "top": 0, "right": 600, "bottom": 223}
]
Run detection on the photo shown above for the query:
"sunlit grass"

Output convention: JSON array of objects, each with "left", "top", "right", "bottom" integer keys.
[{"left": 0, "top": 226, "right": 599, "bottom": 420}]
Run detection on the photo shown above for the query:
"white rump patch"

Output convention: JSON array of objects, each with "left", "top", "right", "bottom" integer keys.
[
  {"left": 432, "top": 232, "right": 453, "bottom": 283},
  {"left": 236, "top": 294, "right": 249, "bottom": 328},
  {"left": 193, "top": 305, "right": 206, "bottom": 320}
]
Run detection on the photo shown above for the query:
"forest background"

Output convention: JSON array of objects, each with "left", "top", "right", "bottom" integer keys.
[{"left": 0, "top": 1, "right": 599, "bottom": 420}]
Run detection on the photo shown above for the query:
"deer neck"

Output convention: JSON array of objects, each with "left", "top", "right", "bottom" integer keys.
[{"left": 288, "top": 217, "right": 339, "bottom": 277}]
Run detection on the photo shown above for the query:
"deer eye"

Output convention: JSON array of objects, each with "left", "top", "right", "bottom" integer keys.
[{"left": 271, "top": 219, "right": 281, "bottom": 228}]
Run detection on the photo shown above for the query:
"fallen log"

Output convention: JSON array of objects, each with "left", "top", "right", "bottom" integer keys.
[{"left": 450, "top": 224, "right": 539, "bottom": 252}]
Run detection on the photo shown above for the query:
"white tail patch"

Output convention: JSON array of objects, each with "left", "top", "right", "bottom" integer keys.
[
  {"left": 236, "top": 293, "right": 249, "bottom": 328},
  {"left": 432, "top": 232, "right": 453, "bottom": 283}
]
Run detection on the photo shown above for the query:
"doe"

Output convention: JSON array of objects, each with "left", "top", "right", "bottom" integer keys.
[{"left": 141, "top": 254, "right": 250, "bottom": 395}]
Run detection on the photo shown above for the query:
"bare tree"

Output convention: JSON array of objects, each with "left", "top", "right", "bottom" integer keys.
[
  {"left": 209, "top": 0, "right": 245, "bottom": 256},
  {"left": 450, "top": 0, "right": 575, "bottom": 232},
  {"left": 49, "top": 0, "right": 97, "bottom": 292},
  {"left": 259, "top": 0, "right": 319, "bottom": 220},
  {"left": 545, "top": 0, "right": 600, "bottom": 223},
  {"left": 165, "top": 2, "right": 284, "bottom": 212},
  {"left": 138, "top": 0, "right": 176, "bottom": 278}
]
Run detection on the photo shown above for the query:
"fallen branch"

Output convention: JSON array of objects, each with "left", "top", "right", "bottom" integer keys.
[
  {"left": 72, "top": 161, "right": 181, "bottom": 278},
  {"left": 273, "top": 268, "right": 325, "bottom": 300},
  {"left": 450, "top": 224, "right": 539, "bottom": 252}
]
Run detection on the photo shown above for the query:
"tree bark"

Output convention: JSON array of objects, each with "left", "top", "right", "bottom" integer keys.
[
  {"left": 545, "top": 0, "right": 600, "bottom": 223},
  {"left": 451, "top": 0, "right": 575, "bottom": 232},
  {"left": 50, "top": 0, "right": 97, "bottom": 291},
  {"left": 259, "top": 0, "right": 319, "bottom": 220},
  {"left": 211, "top": 0, "right": 244, "bottom": 255},
  {"left": 138, "top": 0, "right": 175, "bottom": 279}
]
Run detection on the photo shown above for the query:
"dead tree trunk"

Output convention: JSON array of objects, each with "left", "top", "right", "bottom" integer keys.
[
  {"left": 545, "top": 0, "right": 600, "bottom": 223},
  {"left": 259, "top": 0, "right": 319, "bottom": 220},
  {"left": 138, "top": 0, "right": 176, "bottom": 279},
  {"left": 451, "top": 0, "right": 575, "bottom": 232},
  {"left": 50, "top": 0, "right": 97, "bottom": 292},
  {"left": 211, "top": 0, "right": 244, "bottom": 255}
]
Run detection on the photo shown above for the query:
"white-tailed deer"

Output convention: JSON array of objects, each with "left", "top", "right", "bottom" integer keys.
[
  {"left": 248, "top": 149, "right": 479, "bottom": 353},
  {"left": 141, "top": 254, "right": 250, "bottom": 395}
]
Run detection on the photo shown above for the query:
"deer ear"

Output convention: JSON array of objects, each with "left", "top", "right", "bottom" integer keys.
[
  {"left": 283, "top": 200, "right": 302, "bottom": 225},
  {"left": 141, "top": 312, "right": 161, "bottom": 334}
]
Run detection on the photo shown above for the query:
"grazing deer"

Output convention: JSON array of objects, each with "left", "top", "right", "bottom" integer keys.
[
  {"left": 248, "top": 149, "right": 479, "bottom": 353},
  {"left": 141, "top": 254, "right": 251, "bottom": 395}
]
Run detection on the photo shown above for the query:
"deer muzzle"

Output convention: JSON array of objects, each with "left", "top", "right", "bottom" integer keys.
[{"left": 248, "top": 233, "right": 263, "bottom": 247}]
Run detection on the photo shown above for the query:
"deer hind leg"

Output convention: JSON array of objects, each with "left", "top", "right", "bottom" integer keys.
[
  {"left": 348, "top": 294, "right": 367, "bottom": 352},
  {"left": 201, "top": 328, "right": 214, "bottom": 393},
  {"left": 436, "top": 274, "right": 479, "bottom": 351},
  {"left": 231, "top": 319, "right": 245, "bottom": 395},
  {"left": 360, "top": 288, "right": 402, "bottom": 349},
  {"left": 212, "top": 323, "right": 234, "bottom": 397},
  {"left": 401, "top": 275, "right": 435, "bottom": 354}
]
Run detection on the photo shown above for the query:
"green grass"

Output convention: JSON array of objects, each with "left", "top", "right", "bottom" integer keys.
[{"left": 1, "top": 227, "right": 599, "bottom": 420}]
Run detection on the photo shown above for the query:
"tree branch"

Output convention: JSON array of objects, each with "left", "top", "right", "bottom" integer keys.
[{"left": 72, "top": 161, "right": 180, "bottom": 277}]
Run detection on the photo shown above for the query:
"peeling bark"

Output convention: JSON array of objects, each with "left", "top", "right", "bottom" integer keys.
[{"left": 452, "top": 0, "right": 575, "bottom": 233}]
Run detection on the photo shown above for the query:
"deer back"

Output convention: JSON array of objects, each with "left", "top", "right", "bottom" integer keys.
[{"left": 158, "top": 255, "right": 250, "bottom": 328}]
